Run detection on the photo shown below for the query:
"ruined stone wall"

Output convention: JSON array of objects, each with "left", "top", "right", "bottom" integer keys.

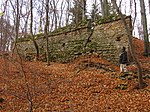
[{"left": 16, "top": 16, "right": 132, "bottom": 64}]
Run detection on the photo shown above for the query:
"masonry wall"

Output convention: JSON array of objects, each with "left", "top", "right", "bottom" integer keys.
[{"left": 16, "top": 16, "right": 132, "bottom": 64}]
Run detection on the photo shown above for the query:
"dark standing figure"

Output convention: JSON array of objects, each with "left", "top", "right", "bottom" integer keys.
[{"left": 119, "top": 46, "right": 128, "bottom": 73}]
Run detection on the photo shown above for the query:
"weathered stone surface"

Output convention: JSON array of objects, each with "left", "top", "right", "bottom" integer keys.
[{"left": 16, "top": 16, "right": 132, "bottom": 64}]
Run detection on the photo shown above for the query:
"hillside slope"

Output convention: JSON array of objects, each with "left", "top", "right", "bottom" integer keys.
[{"left": 0, "top": 38, "right": 150, "bottom": 111}]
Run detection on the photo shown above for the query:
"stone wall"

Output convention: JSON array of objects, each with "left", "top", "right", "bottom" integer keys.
[{"left": 16, "top": 16, "right": 132, "bottom": 64}]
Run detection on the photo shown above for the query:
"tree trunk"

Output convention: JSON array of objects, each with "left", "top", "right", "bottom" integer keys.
[
  {"left": 58, "top": 0, "right": 65, "bottom": 28},
  {"left": 100, "top": 0, "right": 104, "bottom": 17},
  {"left": 12, "top": 0, "right": 19, "bottom": 53},
  {"left": 82, "top": 0, "right": 86, "bottom": 21},
  {"left": 52, "top": 0, "right": 58, "bottom": 30},
  {"left": 66, "top": 0, "right": 70, "bottom": 25},
  {"left": 111, "top": 0, "right": 144, "bottom": 89},
  {"left": 101, "top": 0, "right": 110, "bottom": 18},
  {"left": 104, "top": 0, "right": 110, "bottom": 18},
  {"left": 45, "top": 0, "right": 50, "bottom": 65},
  {"left": 30, "top": 0, "right": 39, "bottom": 61},
  {"left": 39, "top": 1, "right": 44, "bottom": 33},
  {"left": 139, "top": 0, "right": 150, "bottom": 56}
]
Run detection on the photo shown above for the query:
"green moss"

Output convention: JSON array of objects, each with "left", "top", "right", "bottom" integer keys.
[
  {"left": 16, "top": 15, "right": 128, "bottom": 43},
  {"left": 17, "top": 36, "right": 31, "bottom": 42},
  {"left": 96, "top": 14, "right": 120, "bottom": 25},
  {"left": 115, "top": 84, "right": 127, "bottom": 90}
]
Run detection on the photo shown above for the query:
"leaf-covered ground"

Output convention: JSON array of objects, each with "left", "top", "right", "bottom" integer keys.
[{"left": 0, "top": 38, "right": 150, "bottom": 112}]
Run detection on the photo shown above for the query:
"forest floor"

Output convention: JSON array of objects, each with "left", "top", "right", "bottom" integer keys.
[{"left": 0, "top": 38, "right": 150, "bottom": 112}]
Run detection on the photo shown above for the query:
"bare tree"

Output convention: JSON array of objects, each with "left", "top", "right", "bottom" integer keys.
[
  {"left": 50, "top": 0, "right": 59, "bottom": 30},
  {"left": 65, "top": 0, "right": 71, "bottom": 25},
  {"left": 91, "top": 0, "right": 101, "bottom": 21},
  {"left": 39, "top": 1, "right": 44, "bottom": 33},
  {"left": 111, "top": 0, "right": 145, "bottom": 88},
  {"left": 58, "top": 0, "right": 66, "bottom": 28},
  {"left": 70, "top": 0, "right": 87, "bottom": 25},
  {"left": 100, "top": 0, "right": 110, "bottom": 18},
  {"left": 139, "top": 0, "right": 150, "bottom": 56},
  {"left": 30, "top": 0, "right": 39, "bottom": 60},
  {"left": 44, "top": 0, "right": 50, "bottom": 65},
  {"left": 81, "top": 0, "right": 87, "bottom": 20},
  {"left": 12, "top": 0, "right": 20, "bottom": 52},
  {"left": 0, "top": 18, "right": 14, "bottom": 51},
  {"left": 20, "top": 1, "right": 30, "bottom": 35},
  {"left": 0, "top": 0, "right": 14, "bottom": 52}
]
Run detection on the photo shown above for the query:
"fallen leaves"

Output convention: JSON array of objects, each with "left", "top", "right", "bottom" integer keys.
[{"left": 0, "top": 38, "right": 150, "bottom": 111}]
